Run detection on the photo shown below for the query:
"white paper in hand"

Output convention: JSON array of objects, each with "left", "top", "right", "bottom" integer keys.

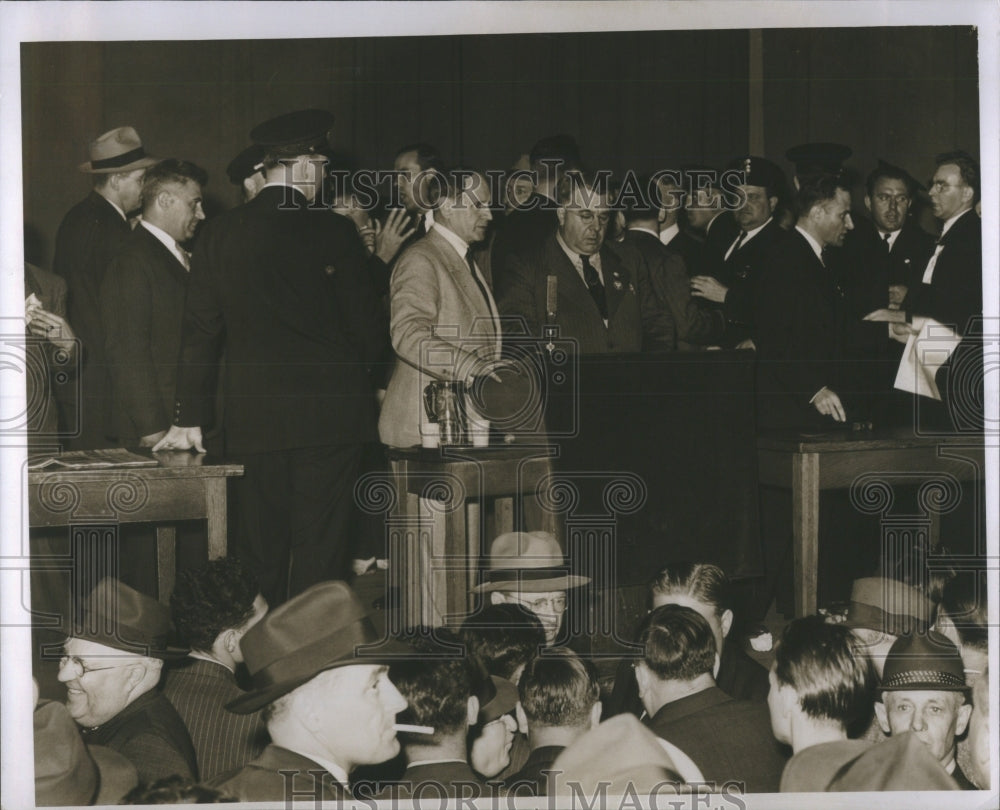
[{"left": 893, "top": 316, "right": 961, "bottom": 400}]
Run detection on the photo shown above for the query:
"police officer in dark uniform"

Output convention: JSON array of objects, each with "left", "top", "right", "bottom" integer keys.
[{"left": 155, "top": 110, "right": 386, "bottom": 604}]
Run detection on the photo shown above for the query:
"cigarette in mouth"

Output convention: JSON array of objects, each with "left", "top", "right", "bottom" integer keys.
[{"left": 393, "top": 723, "right": 434, "bottom": 734}]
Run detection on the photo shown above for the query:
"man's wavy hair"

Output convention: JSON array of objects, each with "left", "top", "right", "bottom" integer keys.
[
  {"left": 170, "top": 557, "right": 260, "bottom": 653},
  {"left": 637, "top": 604, "right": 716, "bottom": 682}
]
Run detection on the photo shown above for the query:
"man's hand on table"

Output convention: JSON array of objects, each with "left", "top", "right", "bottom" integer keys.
[{"left": 152, "top": 425, "right": 206, "bottom": 453}]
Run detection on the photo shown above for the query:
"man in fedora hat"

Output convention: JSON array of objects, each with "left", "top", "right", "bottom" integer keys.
[
  {"left": 56, "top": 577, "right": 197, "bottom": 784},
  {"left": 874, "top": 631, "right": 976, "bottom": 789},
  {"left": 154, "top": 109, "right": 387, "bottom": 605},
  {"left": 471, "top": 531, "right": 589, "bottom": 647},
  {"left": 211, "top": 581, "right": 410, "bottom": 801},
  {"left": 54, "top": 126, "right": 159, "bottom": 449}
]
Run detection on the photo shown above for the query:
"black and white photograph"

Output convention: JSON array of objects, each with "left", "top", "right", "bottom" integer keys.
[{"left": 1, "top": 2, "right": 997, "bottom": 808}]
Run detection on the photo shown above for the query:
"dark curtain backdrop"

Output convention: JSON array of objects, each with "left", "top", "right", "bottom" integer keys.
[{"left": 21, "top": 26, "right": 977, "bottom": 268}]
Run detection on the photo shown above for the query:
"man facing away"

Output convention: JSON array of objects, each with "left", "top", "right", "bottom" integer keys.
[{"left": 164, "top": 557, "right": 269, "bottom": 780}]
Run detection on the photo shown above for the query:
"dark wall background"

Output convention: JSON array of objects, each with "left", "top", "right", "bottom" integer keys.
[{"left": 21, "top": 26, "right": 977, "bottom": 268}]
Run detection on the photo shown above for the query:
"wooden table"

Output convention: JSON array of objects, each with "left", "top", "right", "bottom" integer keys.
[
  {"left": 757, "top": 430, "right": 984, "bottom": 617},
  {"left": 385, "top": 445, "right": 558, "bottom": 627},
  {"left": 28, "top": 455, "right": 244, "bottom": 603}
]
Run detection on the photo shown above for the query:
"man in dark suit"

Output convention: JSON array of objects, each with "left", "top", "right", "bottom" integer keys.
[
  {"left": 841, "top": 160, "right": 935, "bottom": 427},
  {"left": 865, "top": 150, "right": 983, "bottom": 432},
  {"left": 212, "top": 582, "right": 410, "bottom": 801},
  {"left": 165, "top": 558, "right": 269, "bottom": 781},
  {"left": 154, "top": 110, "right": 386, "bottom": 604},
  {"left": 490, "top": 135, "right": 582, "bottom": 292},
  {"left": 690, "top": 156, "right": 788, "bottom": 349},
  {"left": 655, "top": 171, "right": 712, "bottom": 279},
  {"left": 57, "top": 579, "right": 198, "bottom": 784},
  {"left": 636, "top": 604, "right": 787, "bottom": 793},
  {"left": 102, "top": 159, "right": 207, "bottom": 447},
  {"left": 615, "top": 178, "right": 723, "bottom": 349},
  {"left": 506, "top": 650, "right": 602, "bottom": 796},
  {"left": 376, "top": 630, "right": 486, "bottom": 799},
  {"left": 755, "top": 174, "right": 857, "bottom": 431},
  {"left": 496, "top": 173, "right": 665, "bottom": 355},
  {"left": 53, "top": 126, "right": 159, "bottom": 448},
  {"left": 682, "top": 165, "right": 740, "bottom": 255}
]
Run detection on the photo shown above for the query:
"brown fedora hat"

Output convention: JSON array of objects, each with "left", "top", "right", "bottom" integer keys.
[
  {"left": 34, "top": 700, "right": 139, "bottom": 806},
  {"left": 842, "top": 577, "right": 933, "bottom": 637},
  {"left": 471, "top": 531, "right": 590, "bottom": 594},
  {"left": 78, "top": 126, "right": 159, "bottom": 174},
  {"left": 227, "top": 581, "right": 412, "bottom": 715},
  {"left": 74, "top": 578, "right": 188, "bottom": 660}
]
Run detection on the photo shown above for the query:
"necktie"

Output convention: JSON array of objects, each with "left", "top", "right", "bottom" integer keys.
[
  {"left": 581, "top": 254, "right": 608, "bottom": 319},
  {"left": 465, "top": 248, "right": 493, "bottom": 312},
  {"left": 176, "top": 243, "right": 191, "bottom": 271},
  {"left": 726, "top": 230, "right": 747, "bottom": 261},
  {"left": 882, "top": 232, "right": 892, "bottom": 253}
]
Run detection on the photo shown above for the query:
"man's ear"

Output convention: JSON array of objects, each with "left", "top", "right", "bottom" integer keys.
[
  {"left": 874, "top": 699, "right": 891, "bottom": 734},
  {"left": 864, "top": 195, "right": 873, "bottom": 214},
  {"left": 556, "top": 207, "right": 567, "bottom": 229},
  {"left": 156, "top": 189, "right": 173, "bottom": 211},
  {"left": 768, "top": 195, "right": 779, "bottom": 213},
  {"left": 720, "top": 609, "right": 734, "bottom": 639},
  {"left": 588, "top": 701, "right": 603, "bottom": 729},
  {"left": 956, "top": 700, "right": 973, "bottom": 736},
  {"left": 222, "top": 628, "right": 240, "bottom": 655},
  {"left": 657, "top": 207, "right": 668, "bottom": 226},
  {"left": 515, "top": 702, "right": 528, "bottom": 734},
  {"left": 468, "top": 695, "right": 480, "bottom": 728}
]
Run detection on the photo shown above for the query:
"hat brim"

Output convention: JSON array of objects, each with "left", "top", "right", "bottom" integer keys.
[
  {"left": 71, "top": 630, "right": 189, "bottom": 661},
  {"left": 471, "top": 574, "right": 590, "bottom": 594},
  {"left": 90, "top": 745, "right": 139, "bottom": 805},
  {"left": 227, "top": 637, "right": 415, "bottom": 715},
  {"left": 78, "top": 155, "right": 160, "bottom": 174}
]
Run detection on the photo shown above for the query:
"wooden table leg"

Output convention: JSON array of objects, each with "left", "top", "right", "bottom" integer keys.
[
  {"left": 792, "top": 452, "right": 820, "bottom": 617},
  {"left": 155, "top": 525, "right": 177, "bottom": 605},
  {"left": 204, "top": 478, "right": 228, "bottom": 560}
]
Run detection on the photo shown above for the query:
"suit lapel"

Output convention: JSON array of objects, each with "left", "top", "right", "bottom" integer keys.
[
  {"left": 601, "top": 245, "right": 630, "bottom": 320},
  {"left": 546, "top": 237, "right": 600, "bottom": 320},
  {"left": 429, "top": 230, "right": 499, "bottom": 346},
  {"left": 138, "top": 225, "right": 190, "bottom": 285}
]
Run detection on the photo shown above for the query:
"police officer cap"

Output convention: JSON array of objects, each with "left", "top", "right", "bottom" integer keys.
[
  {"left": 250, "top": 109, "right": 335, "bottom": 152},
  {"left": 226, "top": 144, "right": 267, "bottom": 185},
  {"left": 785, "top": 141, "right": 852, "bottom": 175},
  {"left": 728, "top": 155, "right": 786, "bottom": 194}
]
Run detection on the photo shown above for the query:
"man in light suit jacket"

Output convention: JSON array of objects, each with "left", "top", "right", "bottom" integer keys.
[
  {"left": 102, "top": 159, "right": 207, "bottom": 447},
  {"left": 496, "top": 174, "right": 664, "bottom": 355},
  {"left": 379, "top": 170, "right": 501, "bottom": 449}
]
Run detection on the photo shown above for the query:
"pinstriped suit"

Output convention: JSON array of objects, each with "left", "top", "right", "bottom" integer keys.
[{"left": 163, "top": 658, "right": 268, "bottom": 781}]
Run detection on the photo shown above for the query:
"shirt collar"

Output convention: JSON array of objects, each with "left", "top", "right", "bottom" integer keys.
[
  {"left": 281, "top": 747, "right": 349, "bottom": 789},
  {"left": 260, "top": 181, "right": 308, "bottom": 200},
  {"left": 107, "top": 199, "right": 128, "bottom": 222},
  {"left": 188, "top": 650, "right": 234, "bottom": 674},
  {"left": 795, "top": 225, "right": 826, "bottom": 263},
  {"left": 940, "top": 207, "right": 972, "bottom": 239},
  {"left": 658, "top": 223, "right": 680, "bottom": 246},
  {"left": 878, "top": 227, "right": 902, "bottom": 249},
  {"left": 742, "top": 217, "right": 772, "bottom": 242},
  {"left": 556, "top": 231, "right": 602, "bottom": 272},
  {"left": 432, "top": 222, "right": 470, "bottom": 259},
  {"left": 141, "top": 219, "right": 188, "bottom": 268}
]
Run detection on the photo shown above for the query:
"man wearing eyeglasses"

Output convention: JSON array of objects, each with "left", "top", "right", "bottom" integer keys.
[
  {"left": 496, "top": 173, "right": 664, "bottom": 355},
  {"left": 865, "top": 150, "right": 982, "bottom": 431},
  {"left": 57, "top": 578, "right": 197, "bottom": 783},
  {"left": 471, "top": 531, "right": 590, "bottom": 647}
]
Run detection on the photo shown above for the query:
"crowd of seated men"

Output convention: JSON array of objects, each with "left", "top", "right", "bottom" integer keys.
[{"left": 35, "top": 532, "right": 990, "bottom": 804}]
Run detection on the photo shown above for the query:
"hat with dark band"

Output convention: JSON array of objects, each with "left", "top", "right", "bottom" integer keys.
[
  {"left": 227, "top": 580, "right": 412, "bottom": 714},
  {"left": 880, "top": 631, "right": 969, "bottom": 693},
  {"left": 471, "top": 532, "right": 590, "bottom": 594},
  {"left": 73, "top": 578, "right": 188, "bottom": 660},
  {"left": 842, "top": 577, "right": 933, "bottom": 637},
  {"left": 78, "top": 127, "right": 159, "bottom": 174}
]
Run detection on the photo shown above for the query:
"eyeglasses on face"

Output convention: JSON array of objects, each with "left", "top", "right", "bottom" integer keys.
[
  {"left": 510, "top": 593, "right": 568, "bottom": 614},
  {"left": 59, "top": 655, "right": 128, "bottom": 677}
]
